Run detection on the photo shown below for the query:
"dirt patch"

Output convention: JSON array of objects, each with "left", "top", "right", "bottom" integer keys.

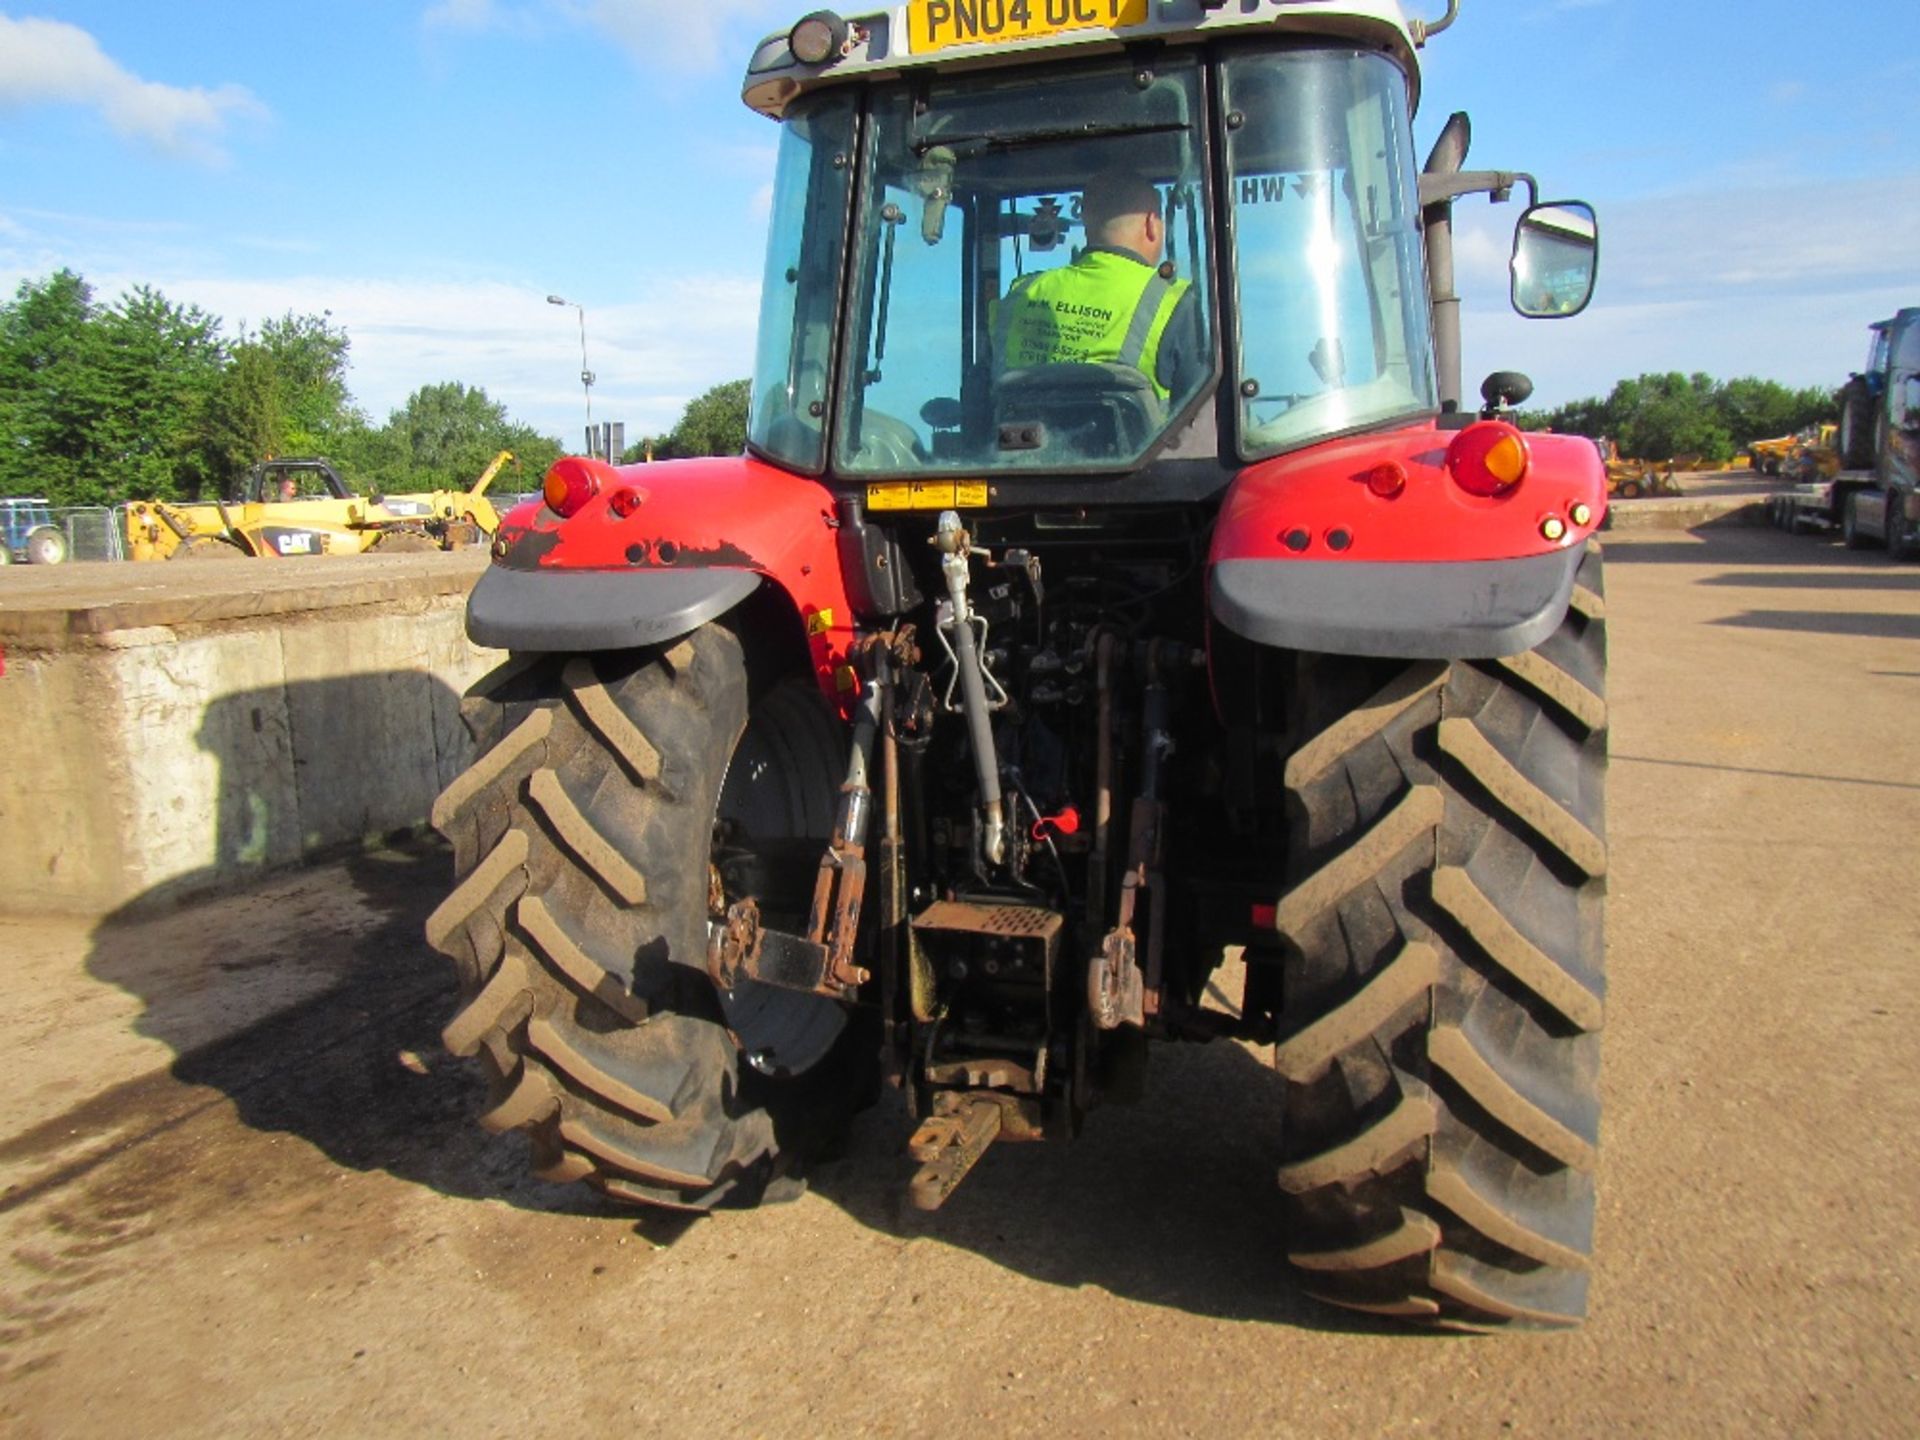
[{"left": 2, "top": 526, "right": 1918, "bottom": 1435}]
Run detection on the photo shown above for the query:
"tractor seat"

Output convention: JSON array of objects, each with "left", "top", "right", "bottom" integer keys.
[{"left": 994, "top": 363, "right": 1165, "bottom": 460}]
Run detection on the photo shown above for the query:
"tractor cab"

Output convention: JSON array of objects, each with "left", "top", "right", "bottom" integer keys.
[
  {"left": 742, "top": 1, "right": 1596, "bottom": 495},
  {"left": 244, "top": 459, "right": 354, "bottom": 504}
]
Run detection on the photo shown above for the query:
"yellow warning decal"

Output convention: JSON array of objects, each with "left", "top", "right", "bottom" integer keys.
[
  {"left": 806, "top": 608, "right": 836, "bottom": 636},
  {"left": 866, "top": 481, "right": 990, "bottom": 511}
]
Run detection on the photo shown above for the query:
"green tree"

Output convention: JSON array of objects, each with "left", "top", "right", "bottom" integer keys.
[
  {"left": 196, "top": 312, "right": 356, "bottom": 495},
  {"left": 93, "top": 286, "right": 227, "bottom": 502},
  {"left": 0, "top": 269, "right": 109, "bottom": 503},
  {"left": 201, "top": 342, "right": 287, "bottom": 495},
  {"left": 1522, "top": 372, "right": 1839, "bottom": 463},
  {"left": 256, "top": 311, "right": 353, "bottom": 452},
  {"left": 655, "top": 378, "right": 751, "bottom": 459},
  {"left": 355, "top": 381, "right": 562, "bottom": 495}
]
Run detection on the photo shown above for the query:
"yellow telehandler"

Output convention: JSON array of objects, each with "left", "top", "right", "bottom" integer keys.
[{"left": 126, "top": 453, "right": 513, "bottom": 562}]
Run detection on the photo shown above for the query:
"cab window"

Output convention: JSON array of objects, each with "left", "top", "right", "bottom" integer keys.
[{"left": 833, "top": 56, "right": 1214, "bottom": 475}]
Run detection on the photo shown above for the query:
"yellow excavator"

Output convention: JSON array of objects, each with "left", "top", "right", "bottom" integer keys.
[
  {"left": 1745, "top": 433, "right": 1800, "bottom": 476},
  {"left": 126, "top": 453, "right": 514, "bottom": 561},
  {"left": 1780, "top": 423, "right": 1842, "bottom": 483}
]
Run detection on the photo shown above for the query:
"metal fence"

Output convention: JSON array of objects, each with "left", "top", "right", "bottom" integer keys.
[{"left": 59, "top": 506, "right": 126, "bottom": 562}]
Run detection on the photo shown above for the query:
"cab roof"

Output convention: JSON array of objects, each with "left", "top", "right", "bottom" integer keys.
[{"left": 743, "top": 1, "right": 1426, "bottom": 120}]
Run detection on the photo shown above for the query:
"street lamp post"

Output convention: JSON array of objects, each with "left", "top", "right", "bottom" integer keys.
[{"left": 546, "top": 293, "right": 595, "bottom": 441}]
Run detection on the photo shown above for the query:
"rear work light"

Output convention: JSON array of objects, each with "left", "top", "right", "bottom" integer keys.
[
  {"left": 543, "top": 457, "right": 610, "bottom": 518},
  {"left": 1445, "top": 421, "right": 1531, "bottom": 499},
  {"left": 789, "top": 10, "right": 848, "bottom": 64}
]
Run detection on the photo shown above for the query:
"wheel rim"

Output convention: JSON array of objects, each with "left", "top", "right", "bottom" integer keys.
[{"left": 712, "top": 683, "right": 849, "bottom": 1077}]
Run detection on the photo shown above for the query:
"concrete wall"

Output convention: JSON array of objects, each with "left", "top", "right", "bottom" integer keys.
[{"left": 0, "top": 554, "right": 501, "bottom": 917}]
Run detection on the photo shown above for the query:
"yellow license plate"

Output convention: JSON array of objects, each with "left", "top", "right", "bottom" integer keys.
[{"left": 907, "top": 0, "right": 1151, "bottom": 55}]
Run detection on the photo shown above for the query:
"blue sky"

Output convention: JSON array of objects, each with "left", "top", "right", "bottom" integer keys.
[{"left": 2, "top": 1, "right": 1914, "bottom": 444}]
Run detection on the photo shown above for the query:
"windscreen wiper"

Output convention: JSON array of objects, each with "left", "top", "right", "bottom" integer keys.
[{"left": 913, "top": 120, "right": 1189, "bottom": 158}]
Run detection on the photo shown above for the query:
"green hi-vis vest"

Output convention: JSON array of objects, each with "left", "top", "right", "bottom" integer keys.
[{"left": 993, "top": 251, "right": 1189, "bottom": 400}]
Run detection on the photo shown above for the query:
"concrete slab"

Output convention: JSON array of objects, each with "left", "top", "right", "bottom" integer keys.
[
  {"left": 0, "top": 550, "right": 488, "bottom": 646},
  {"left": 1600, "top": 469, "right": 1772, "bottom": 531},
  {"left": 0, "top": 553, "right": 502, "bottom": 916}
]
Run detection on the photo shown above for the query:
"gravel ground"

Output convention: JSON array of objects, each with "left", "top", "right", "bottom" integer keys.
[{"left": 2, "top": 523, "right": 1917, "bottom": 1437}]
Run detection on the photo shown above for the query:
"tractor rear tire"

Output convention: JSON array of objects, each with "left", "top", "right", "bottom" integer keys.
[
  {"left": 1269, "top": 543, "right": 1608, "bottom": 1328},
  {"left": 1838, "top": 386, "right": 1877, "bottom": 471},
  {"left": 24, "top": 525, "right": 69, "bottom": 565},
  {"left": 426, "top": 626, "right": 870, "bottom": 1210},
  {"left": 369, "top": 528, "right": 440, "bottom": 553}
]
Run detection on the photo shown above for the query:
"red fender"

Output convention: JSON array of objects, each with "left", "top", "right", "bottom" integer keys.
[
  {"left": 1211, "top": 419, "right": 1606, "bottom": 564},
  {"left": 489, "top": 455, "right": 860, "bottom": 708},
  {"left": 1207, "top": 420, "right": 1608, "bottom": 660}
]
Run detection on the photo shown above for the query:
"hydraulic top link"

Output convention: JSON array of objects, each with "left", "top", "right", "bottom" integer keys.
[{"left": 933, "top": 510, "right": 1009, "bottom": 867}]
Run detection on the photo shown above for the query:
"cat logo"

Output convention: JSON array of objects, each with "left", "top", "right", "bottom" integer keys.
[{"left": 273, "top": 531, "right": 319, "bottom": 556}]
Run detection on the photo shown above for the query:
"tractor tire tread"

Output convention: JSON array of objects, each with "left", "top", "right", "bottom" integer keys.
[
  {"left": 427, "top": 632, "right": 792, "bottom": 1212},
  {"left": 1271, "top": 546, "right": 1607, "bottom": 1328}
]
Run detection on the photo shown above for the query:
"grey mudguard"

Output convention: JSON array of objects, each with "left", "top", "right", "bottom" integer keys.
[
  {"left": 467, "top": 564, "right": 763, "bottom": 652},
  {"left": 1210, "top": 549, "right": 1583, "bottom": 660}
]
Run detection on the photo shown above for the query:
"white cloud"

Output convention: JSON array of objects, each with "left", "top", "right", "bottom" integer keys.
[
  {"left": 135, "top": 272, "right": 760, "bottom": 441},
  {"left": 1, "top": 196, "right": 765, "bottom": 440},
  {"left": 0, "top": 15, "right": 264, "bottom": 163},
  {"left": 1448, "top": 172, "right": 1920, "bottom": 408}
]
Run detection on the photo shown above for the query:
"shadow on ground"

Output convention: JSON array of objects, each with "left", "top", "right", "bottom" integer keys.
[
  {"left": 805, "top": 1043, "right": 1368, "bottom": 1330},
  {"left": 1710, "top": 610, "right": 1920, "bottom": 641},
  {"left": 35, "top": 674, "right": 1375, "bottom": 1330},
  {"left": 13, "top": 677, "right": 628, "bottom": 1227},
  {"left": 1608, "top": 529, "right": 1830, "bottom": 567},
  {"left": 1699, "top": 570, "right": 1920, "bottom": 591}
]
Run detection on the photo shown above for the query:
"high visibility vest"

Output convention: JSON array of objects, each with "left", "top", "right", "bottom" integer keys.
[{"left": 993, "top": 251, "right": 1189, "bottom": 400}]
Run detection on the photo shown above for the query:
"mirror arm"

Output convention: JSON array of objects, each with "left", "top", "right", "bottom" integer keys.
[
  {"left": 1409, "top": 0, "right": 1460, "bottom": 45},
  {"left": 1418, "top": 170, "right": 1538, "bottom": 210}
]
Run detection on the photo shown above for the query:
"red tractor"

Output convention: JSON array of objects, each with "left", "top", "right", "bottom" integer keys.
[{"left": 428, "top": 0, "right": 1607, "bottom": 1329}]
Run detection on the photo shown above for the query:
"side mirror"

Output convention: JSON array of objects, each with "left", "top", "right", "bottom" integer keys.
[
  {"left": 1902, "top": 376, "right": 1920, "bottom": 426},
  {"left": 1511, "top": 201, "right": 1598, "bottom": 319}
]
